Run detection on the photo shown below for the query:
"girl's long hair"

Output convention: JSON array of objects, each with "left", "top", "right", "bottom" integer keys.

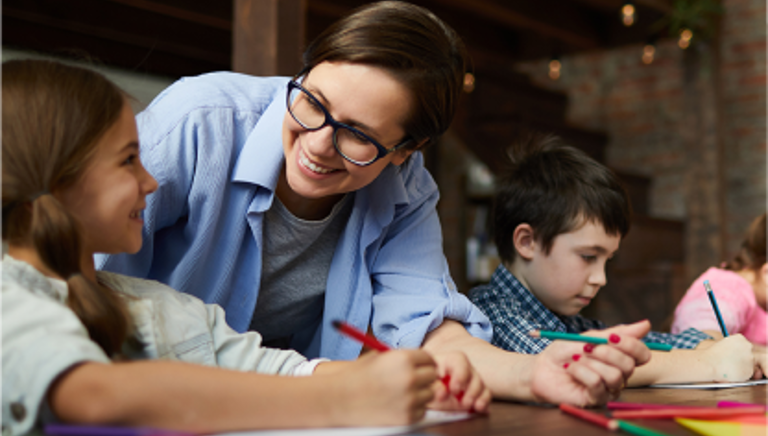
[
  {"left": 2, "top": 59, "right": 131, "bottom": 356},
  {"left": 724, "top": 213, "right": 766, "bottom": 272}
]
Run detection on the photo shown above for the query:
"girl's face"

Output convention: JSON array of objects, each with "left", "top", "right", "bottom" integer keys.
[
  {"left": 58, "top": 102, "right": 158, "bottom": 255},
  {"left": 281, "top": 62, "right": 415, "bottom": 204}
]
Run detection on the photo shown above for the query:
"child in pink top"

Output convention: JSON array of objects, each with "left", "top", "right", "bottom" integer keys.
[{"left": 672, "top": 213, "right": 767, "bottom": 345}]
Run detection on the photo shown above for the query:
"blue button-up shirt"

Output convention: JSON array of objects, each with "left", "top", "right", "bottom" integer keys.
[
  {"left": 470, "top": 264, "right": 711, "bottom": 353},
  {"left": 96, "top": 72, "right": 492, "bottom": 360}
]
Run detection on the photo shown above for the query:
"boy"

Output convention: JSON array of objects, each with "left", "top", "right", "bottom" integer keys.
[{"left": 469, "top": 135, "right": 762, "bottom": 385}]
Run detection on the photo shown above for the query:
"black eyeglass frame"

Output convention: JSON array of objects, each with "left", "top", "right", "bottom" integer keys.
[{"left": 286, "top": 80, "right": 412, "bottom": 166}]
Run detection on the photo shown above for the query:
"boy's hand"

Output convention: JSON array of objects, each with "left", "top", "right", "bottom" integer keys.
[
  {"left": 529, "top": 320, "right": 652, "bottom": 406},
  {"left": 427, "top": 351, "right": 491, "bottom": 413}
]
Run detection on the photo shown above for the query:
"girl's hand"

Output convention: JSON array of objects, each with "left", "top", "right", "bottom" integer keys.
[
  {"left": 530, "top": 320, "right": 652, "bottom": 406},
  {"left": 753, "top": 345, "right": 767, "bottom": 379},
  {"left": 699, "top": 334, "right": 756, "bottom": 382},
  {"left": 428, "top": 351, "right": 491, "bottom": 413},
  {"left": 333, "top": 349, "right": 437, "bottom": 426}
]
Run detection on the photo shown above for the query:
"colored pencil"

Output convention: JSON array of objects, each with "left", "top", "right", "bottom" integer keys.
[
  {"left": 612, "top": 405, "right": 766, "bottom": 419},
  {"left": 717, "top": 400, "right": 767, "bottom": 409},
  {"left": 703, "top": 280, "right": 729, "bottom": 337},
  {"left": 607, "top": 402, "right": 698, "bottom": 410},
  {"left": 331, "top": 320, "right": 390, "bottom": 351},
  {"left": 528, "top": 330, "right": 673, "bottom": 351},
  {"left": 616, "top": 420, "right": 674, "bottom": 436},
  {"left": 559, "top": 403, "right": 619, "bottom": 430}
]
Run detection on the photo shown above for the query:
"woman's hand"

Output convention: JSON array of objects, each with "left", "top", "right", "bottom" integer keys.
[
  {"left": 427, "top": 351, "right": 491, "bottom": 413},
  {"left": 529, "top": 320, "right": 652, "bottom": 406}
]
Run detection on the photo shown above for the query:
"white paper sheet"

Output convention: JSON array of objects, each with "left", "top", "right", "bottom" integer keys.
[
  {"left": 648, "top": 378, "right": 768, "bottom": 389},
  {"left": 211, "top": 410, "right": 474, "bottom": 436}
]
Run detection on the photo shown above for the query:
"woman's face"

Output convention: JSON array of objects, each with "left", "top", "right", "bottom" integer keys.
[
  {"left": 57, "top": 101, "right": 158, "bottom": 255},
  {"left": 281, "top": 62, "right": 415, "bottom": 202}
]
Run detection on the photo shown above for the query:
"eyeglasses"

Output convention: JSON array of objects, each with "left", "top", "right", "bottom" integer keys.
[{"left": 286, "top": 80, "right": 412, "bottom": 166}]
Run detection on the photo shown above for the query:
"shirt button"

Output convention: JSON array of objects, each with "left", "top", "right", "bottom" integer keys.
[{"left": 10, "top": 402, "right": 26, "bottom": 422}]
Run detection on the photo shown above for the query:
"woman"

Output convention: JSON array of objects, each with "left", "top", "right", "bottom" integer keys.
[
  {"left": 3, "top": 59, "right": 484, "bottom": 436},
  {"left": 99, "top": 1, "right": 651, "bottom": 405}
]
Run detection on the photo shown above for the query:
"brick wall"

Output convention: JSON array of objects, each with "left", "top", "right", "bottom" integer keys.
[{"left": 515, "top": 0, "right": 766, "bottom": 275}]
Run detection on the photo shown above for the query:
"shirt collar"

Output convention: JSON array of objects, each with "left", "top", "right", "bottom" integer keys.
[
  {"left": 489, "top": 264, "right": 569, "bottom": 332},
  {"left": 232, "top": 80, "right": 288, "bottom": 191}
]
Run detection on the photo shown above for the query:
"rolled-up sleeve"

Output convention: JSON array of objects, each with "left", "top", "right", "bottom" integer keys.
[{"left": 369, "top": 159, "right": 492, "bottom": 349}]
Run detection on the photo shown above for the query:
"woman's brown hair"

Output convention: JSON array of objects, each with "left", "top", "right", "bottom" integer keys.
[
  {"left": 2, "top": 59, "right": 130, "bottom": 356},
  {"left": 724, "top": 213, "right": 767, "bottom": 272},
  {"left": 301, "top": 0, "right": 468, "bottom": 150}
]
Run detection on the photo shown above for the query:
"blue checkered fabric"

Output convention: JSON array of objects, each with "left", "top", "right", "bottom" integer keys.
[{"left": 469, "top": 264, "right": 711, "bottom": 354}]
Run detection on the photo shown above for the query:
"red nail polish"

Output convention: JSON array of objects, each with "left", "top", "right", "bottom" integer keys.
[
  {"left": 572, "top": 354, "right": 581, "bottom": 361},
  {"left": 584, "top": 343, "right": 595, "bottom": 353},
  {"left": 609, "top": 334, "right": 621, "bottom": 344},
  {"left": 563, "top": 363, "right": 570, "bottom": 369},
  {"left": 456, "top": 391, "right": 465, "bottom": 402}
]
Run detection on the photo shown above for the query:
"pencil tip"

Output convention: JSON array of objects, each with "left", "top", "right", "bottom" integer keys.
[
  {"left": 528, "top": 330, "right": 541, "bottom": 338},
  {"left": 331, "top": 320, "right": 343, "bottom": 329}
]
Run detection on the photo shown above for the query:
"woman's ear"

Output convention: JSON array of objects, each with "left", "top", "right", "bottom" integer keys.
[
  {"left": 390, "top": 139, "right": 428, "bottom": 166},
  {"left": 390, "top": 149, "right": 415, "bottom": 166},
  {"left": 513, "top": 223, "right": 537, "bottom": 261}
]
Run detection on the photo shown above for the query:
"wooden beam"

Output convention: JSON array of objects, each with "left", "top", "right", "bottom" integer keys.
[
  {"left": 232, "top": 0, "right": 306, "bottom": 76},
  {"left": 431, "top": 0, "right": 600, "bottom": 49},
  {"left": 307, "top": 0, "right": 349, "bottom": 19},
  {"left": 3, "top": 6, "right": 229, "bottom": 65},
  {"left": 572, "top": 0, "right": 673, "bottom": 14},
  {"left": 103, "top": 0, "right": 231, "bottom": 30}
]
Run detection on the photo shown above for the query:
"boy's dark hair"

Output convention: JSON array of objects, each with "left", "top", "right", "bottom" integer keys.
[{"left": 494, "top": 134, "right": 632, "bottom": 263}]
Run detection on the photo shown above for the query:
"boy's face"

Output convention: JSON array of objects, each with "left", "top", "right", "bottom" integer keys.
[{"left": 524, "top": 221, "right": 621, "bottom": 317}]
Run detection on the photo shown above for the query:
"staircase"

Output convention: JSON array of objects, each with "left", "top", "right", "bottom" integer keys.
[{"left": 448, "top": 68, "right": 688, "bottom": 331}]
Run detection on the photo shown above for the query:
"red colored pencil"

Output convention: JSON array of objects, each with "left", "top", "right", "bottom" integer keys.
[
  {"left": 612, "top": 405, "right": 766, "bottom": 419},
  {"left": 560, "top": 403, "right": 619, "bottom": 430},
  {"left": 607, "top": 402, "right": 698, "bottom": 410},
  {"left": 331, "top": 320, "right": 390, "bottom": 351}
]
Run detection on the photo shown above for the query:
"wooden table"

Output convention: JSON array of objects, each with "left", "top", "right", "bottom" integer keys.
[{"left": 419, "top": 385, "right": 767, "bottom": 435}]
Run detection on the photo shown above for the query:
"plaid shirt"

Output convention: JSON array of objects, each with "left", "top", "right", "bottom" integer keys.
[{"left": 469, "top": 265, "right": 711, "bottom": 354}]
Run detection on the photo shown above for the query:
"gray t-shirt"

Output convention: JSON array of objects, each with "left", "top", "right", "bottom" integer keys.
[{"left": 251, "top": 194, "right": 353, "bottom": 348}]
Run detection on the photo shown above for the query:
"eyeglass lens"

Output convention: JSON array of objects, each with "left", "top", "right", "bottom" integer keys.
[{"left": 288, "top": 85, "right": 380, "bottom": 164}]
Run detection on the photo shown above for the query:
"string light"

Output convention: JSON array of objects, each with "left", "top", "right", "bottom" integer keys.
[
  {"left": 622, "top": 2, "right": 636, "bottom": 26},
  {"left": 642, "top": 44, "right": 655, "bottom": 64},
  {"left": 678, "top": 28, "right": 693, "bottom": 49},
  {"left": 548, "top": 57, "right": 561, "bottom": 80},
  {"left": 463, "top": 72, "right": 475, "bottom": 93}
]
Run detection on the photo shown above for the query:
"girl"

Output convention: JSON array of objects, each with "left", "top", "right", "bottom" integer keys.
[
  {"left": 97, "top": 0, "right": 652, "bottom": 405},
  {"left": 1, "top": 59, "right": 490, "bottom": 436},
  {"left": 673, "top": 213, "right": 767, "bottom": 345}
]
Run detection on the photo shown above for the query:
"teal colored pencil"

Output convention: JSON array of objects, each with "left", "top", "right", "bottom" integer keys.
[
  {"left": 617, "top": 420, "right": 674, "bottom": 436},
  {"left": 529, "top": 330, "right": 673, "bottom": 352}
]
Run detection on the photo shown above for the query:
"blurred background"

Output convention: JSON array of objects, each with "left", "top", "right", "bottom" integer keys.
[{"left": 4, "top": 0, "right": 765, "bottom": 330}]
